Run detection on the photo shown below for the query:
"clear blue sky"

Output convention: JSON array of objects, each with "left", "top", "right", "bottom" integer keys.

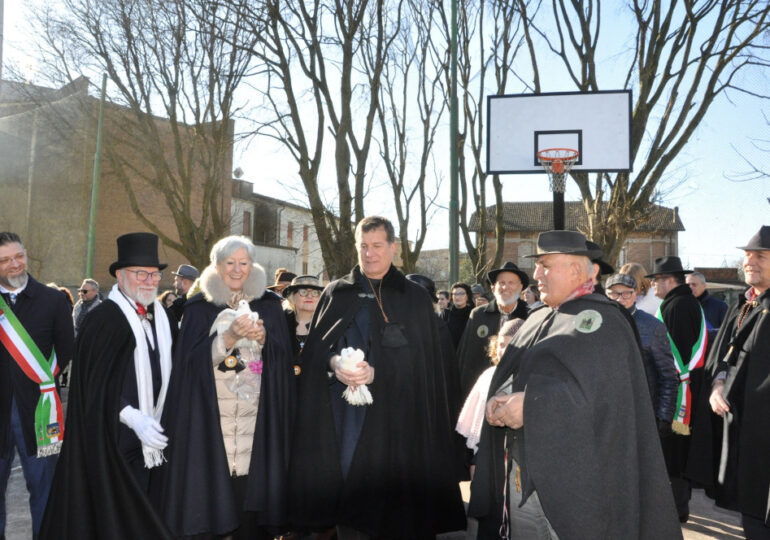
[{"left": 5, "top": 0, "right": 768, "bottom": 269}]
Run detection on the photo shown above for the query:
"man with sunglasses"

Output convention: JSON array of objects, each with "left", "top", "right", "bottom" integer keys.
[
  {"left": 72, "top": 279, "right": 102, "bottom": 337},
  {"left": 605, "top": 273, "right": 678, "bottom": 439},
  {"left": 42, "top": 232, "right": 176, "bottom": 538}
]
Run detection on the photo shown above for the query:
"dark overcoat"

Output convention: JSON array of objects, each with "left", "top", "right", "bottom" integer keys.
[
  {"left": 687, "top": 289, "right": 770, "bottom": 521},
  {"left": 157, "top": 290, "right": 295, "bottom": 536},
  {"left": 40, "top": 301, "right": 173, "bottom": 539},
  {"left": 288, "top": 265, "right": 466, "bottom": 538},
  {"left": 469, "top": 294, "right": 682, "bottom": 539}
]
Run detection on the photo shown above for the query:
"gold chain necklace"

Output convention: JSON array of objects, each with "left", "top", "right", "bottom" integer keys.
[{"left": 364, "top": 275, "right": 389, "bottom": 323}]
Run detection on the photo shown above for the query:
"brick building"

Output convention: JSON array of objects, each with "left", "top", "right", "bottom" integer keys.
[
  {"left": 470, "top": 201, "right": 685, "bottom": 274},
  {"left": 0, "top": 77, "right": 231, "bottom": 289}
]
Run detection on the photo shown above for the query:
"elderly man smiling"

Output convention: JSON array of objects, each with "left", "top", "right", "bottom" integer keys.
[{"left": 468, "top": 230, "right": 681, "bottom": 540}]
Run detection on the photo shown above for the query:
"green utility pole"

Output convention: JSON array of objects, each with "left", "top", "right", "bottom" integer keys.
[
  {"left": 85, "top": 74, "right": 107, "bottom": 278},
  {"left": 449, "top": 0, "right": 459, "bottom": 284}
]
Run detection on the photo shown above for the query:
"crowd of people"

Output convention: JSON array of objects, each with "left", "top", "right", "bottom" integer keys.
[{"left": 0, "top": 221, "right": 768, "bottom": 539}]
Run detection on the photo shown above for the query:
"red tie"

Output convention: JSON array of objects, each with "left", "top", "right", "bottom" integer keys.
[{"left": 136, "top": 303, "right": 147, "bottom": 317}]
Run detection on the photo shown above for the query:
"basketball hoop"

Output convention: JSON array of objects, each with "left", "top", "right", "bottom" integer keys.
[{"left": 536, "top": 148, "right": 579, "bottom": 193}]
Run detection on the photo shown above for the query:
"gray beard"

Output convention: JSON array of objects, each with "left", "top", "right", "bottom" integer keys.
[
  {"left": 496, "top": 291, "right": 521, "bottom": 307},
  {"left": 6, "top": 273, "right": 28, "bottom": 290}
]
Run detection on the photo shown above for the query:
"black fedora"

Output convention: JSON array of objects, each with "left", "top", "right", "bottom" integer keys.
[
  {"left": 109, "top": 232, "right": 167, "bottom": 277},
  {"left": 406, "top": 274, "right": 438, "bottom": 302},
  {"left": 645, "top": 256, "right": 692, "bottom": 278},
  {"left": 586, "top": 241, "right": 614, "bottom": 276},
  {"left": 524, "top": 230, "right": 593, "bottom": 258},
  {"left": 737, "top": 225, "right": 770, "bottom": 251},
  {"left": 487, "top": 261, "right": 530, "bottom": 289},
  {"left": 282, "top": 275, "right": 324, "bottom": 298}
]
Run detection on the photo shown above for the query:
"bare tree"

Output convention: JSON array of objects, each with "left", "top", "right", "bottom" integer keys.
[
  {"left": 517, "top": 0, "right": 770, "bottom": 263},
  {"left": 27, "top": 0, "right": 258, "bottom": 268},
  {"left": 243, "top": 0, "right": 403, "bottom": 278},
  {"left": 370, "top": 0, "right": 447, "bottom": 273}
]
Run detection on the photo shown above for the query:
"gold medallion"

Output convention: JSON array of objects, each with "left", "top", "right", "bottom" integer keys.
[{"left": 224, "top": 355, "right": 238, "bottom": 368}]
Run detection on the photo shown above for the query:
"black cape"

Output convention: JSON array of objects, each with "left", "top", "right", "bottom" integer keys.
[
  {"left": 157, "top": 291, "right": 295, "bottom": 536},
  {"left": 288, "top": 265, "right": 466, "bottom": 538},
  {"left": 687, "top": 289, "right": 770, "bottom": 520},
  {"left": 469, "top": 294, "right": 681, "bottom": 539},
  {"left": 40, "top": 301, "right": 174, "bottom": 539}
]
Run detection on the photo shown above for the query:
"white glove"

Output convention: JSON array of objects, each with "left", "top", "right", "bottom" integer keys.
[
  {"left": 338, "top": 347, "right": 373, "bottom": 406},
  {"left": 119, "top": 406, "right": 168, "bottom": 450}
]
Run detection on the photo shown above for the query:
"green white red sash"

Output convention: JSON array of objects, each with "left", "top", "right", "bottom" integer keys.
[
  {"left": 657, "top": 303, "right": 707, "bottom": 435},
  {"left": 0, "top": 294, "right": 63, "bottom": 456}
]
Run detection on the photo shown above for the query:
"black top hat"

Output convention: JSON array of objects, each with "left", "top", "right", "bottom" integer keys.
[
  {"left": 524, "top": 230, "right": 593, "bottom": 258},
  {"left": 487, "top": 261, "right": 530, "bottom": 289},
  {"left": 737, "top": 225, "right": 770, "bottom": 251},
  {"left": 172, "top": 264, "right": 200, "bottom": 280},
  {"left": 586, "top": 241, "right": 614, "bottom": 276},
  {"left": 282, "top": 275, "right": 324, "bottom": 298},
  {"left": 406, "top": 274, "right": 438, "bottom": 302},
  {"left": 109, "top": 232, "right": 168, "bottom": 277},
  {"left": 645, "top": 256, "right": 692, "bottom": 278}
]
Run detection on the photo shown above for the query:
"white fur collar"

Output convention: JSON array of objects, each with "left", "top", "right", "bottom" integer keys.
[{"left": 199, "top": 262, "right": 267, "bottom": 306}]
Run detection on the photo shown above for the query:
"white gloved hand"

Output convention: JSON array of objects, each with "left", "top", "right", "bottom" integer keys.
[{"left": 119, "top": 406, "right": 168, "bottom": 450}]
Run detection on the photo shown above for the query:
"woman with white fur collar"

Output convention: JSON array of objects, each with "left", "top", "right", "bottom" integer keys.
[{"left": 158, "top": 236, "right": 295, "bottom": 539}]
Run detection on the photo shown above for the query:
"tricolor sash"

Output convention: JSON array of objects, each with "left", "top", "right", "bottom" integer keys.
[
  {"left": 657, "top": 303, "right": 708, "bottom": 435},
  {"left": 0, "top": 294, "right": 64, "bottom": 456}
]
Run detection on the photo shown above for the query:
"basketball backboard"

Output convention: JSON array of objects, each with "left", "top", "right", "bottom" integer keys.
[{"left": 486, "top": 90, "right": 632, "bottom": 174}]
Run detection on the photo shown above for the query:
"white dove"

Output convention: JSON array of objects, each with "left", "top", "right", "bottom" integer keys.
[
  {"left": 338, "top": 347, "right": 373, "bottom": 406},
  {"left": 210, "top": 299, "right": 260, "bottom": 351}
]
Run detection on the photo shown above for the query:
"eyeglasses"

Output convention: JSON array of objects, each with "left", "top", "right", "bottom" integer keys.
[
  {"left": 296, "top": 288, "right": 321, "bottom": 297},
  {"left": 606, "top": 290, "right": 635, "bottom": 299},
  {"left": 78, "top": 289, "right": 94, "bottom": 294},
  {"left": 451, "top": 291, "right": 467, "bottom": 296},
  {"left": 124, "top": 269, "right": 163, "bottom": 282}
]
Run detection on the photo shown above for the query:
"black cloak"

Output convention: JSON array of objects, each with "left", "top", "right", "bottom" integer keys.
[
  {"left": 469, "top": 294, "right": 682, "bottom": 539},
  {"left": 40, "top": 301, "right": 173, "bottom": 539},
  {"left": 687, "top": 289, "right": 770, "bottom": 521},
  {"left": 288, "top": 265, "right": 466, "bottom": 538},
  {"left": 157, "top": 291, "right": 295, "bottom": 536}
]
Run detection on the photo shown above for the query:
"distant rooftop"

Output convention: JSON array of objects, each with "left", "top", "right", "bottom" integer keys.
[{"left": 469, "top": 201, "right": 684, "bottom": 233}]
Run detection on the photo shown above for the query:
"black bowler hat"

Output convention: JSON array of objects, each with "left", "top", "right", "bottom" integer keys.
[
  {"left": 586, "top": 241, "right": 614, "bottom": 276},
  {"left": 487, "top": 261, "right": 530, "bottom": 289},
  {"left": 645, "top": 256, "right": 692, "bottom": 278},
  {"left": 109, "top": 232, "right": 168, "bottom": 277},
  {"left": 525, "top": 230, "right": 593, "bottom": 258},
  {"left": 737, "top": 225, "right": 770, "bottom": 251},
  {"left": 406, "top": 274, "right": 438, "bottom": 302}
]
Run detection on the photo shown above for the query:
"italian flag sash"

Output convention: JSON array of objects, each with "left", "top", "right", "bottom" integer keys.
[
  {"left": 657, "top": 303, "right": 707, "bottom": 436},
  {"left": 0, "top": 294, "right": 63, "bottom": 456}
]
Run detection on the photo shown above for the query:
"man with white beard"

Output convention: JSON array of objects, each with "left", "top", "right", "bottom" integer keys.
[
  {"left": 0, "top": 232, "right": 74, "bottom": 539},
  {"left": 457, "top": 262, "right": 530, "bottom": 397},
  {"left": 41, "top": 232, "right": 176, "bottom": 538}
]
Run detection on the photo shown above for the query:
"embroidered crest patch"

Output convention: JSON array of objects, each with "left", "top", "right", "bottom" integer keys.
[
  {"left": 477, "top": 324, "right": 489, "bottom": 338},
  {"left": 575, "top": 309, "right": 602, "bottom": 334}
]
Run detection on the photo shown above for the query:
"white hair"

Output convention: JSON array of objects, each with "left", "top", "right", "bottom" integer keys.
[{"left": 209, "top": 235, "right": 258, "bottom": 265}]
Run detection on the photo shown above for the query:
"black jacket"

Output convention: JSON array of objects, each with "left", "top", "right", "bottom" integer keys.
[{"left": 0, "top": 276, "right": 73, "bottom": 458}]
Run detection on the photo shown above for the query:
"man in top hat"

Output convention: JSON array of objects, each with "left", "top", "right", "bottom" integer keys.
[
  {"left": 688, "top": 226, "right": 770, "bottom": 538},
  {"left": 468, "top": 230, "right": 680, "bottom": 539},
  {"left": 647, "top": 255, "right": 707, "bottom": 523},
  {"left": 41, "top": 232, "right": 176, "bottom": 539},
  {"left": 169, "top": 263, "right": 200, "bottom": 321},
  {"left": 456, "top": 261, "right": 529, "bottom": 397},
  {"left": 0, "top": 232, "right": 74, "bottom": 539}
]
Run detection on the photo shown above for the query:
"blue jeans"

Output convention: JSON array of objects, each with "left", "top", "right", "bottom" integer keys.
[{"left": 0, "top": 399, "right": 58, "bottom": 539}]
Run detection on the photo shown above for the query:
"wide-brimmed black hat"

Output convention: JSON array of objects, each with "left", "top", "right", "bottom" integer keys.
[
  {"left": 737, "top": 225, "right": 770, "bottom": 251},
  {"left": 487, "top": 261, "right": 530, "bottom": 289},
  {"left": 109, "top": 232, "right": 167, "bottom": 277},
  {"left": 524, "top": 230, "right": 593, "bottom": 258},
  {"left": 406, "top": 274, "right": 437, "bottom": 302},
  {"left": 267, "top": 270, "right": 298, "bottom": 291},
  {"left": 172, "top": 264, "right": 199, "bottom": 280},
  {"left": 645, "top": 256, "right": 692, "bottom": 278},
  {"left": 586, "top": 241, "right": 614, "bottom": 276},
  {"left": 282, "top": 275, "right": 324, "bottom": 298}
]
